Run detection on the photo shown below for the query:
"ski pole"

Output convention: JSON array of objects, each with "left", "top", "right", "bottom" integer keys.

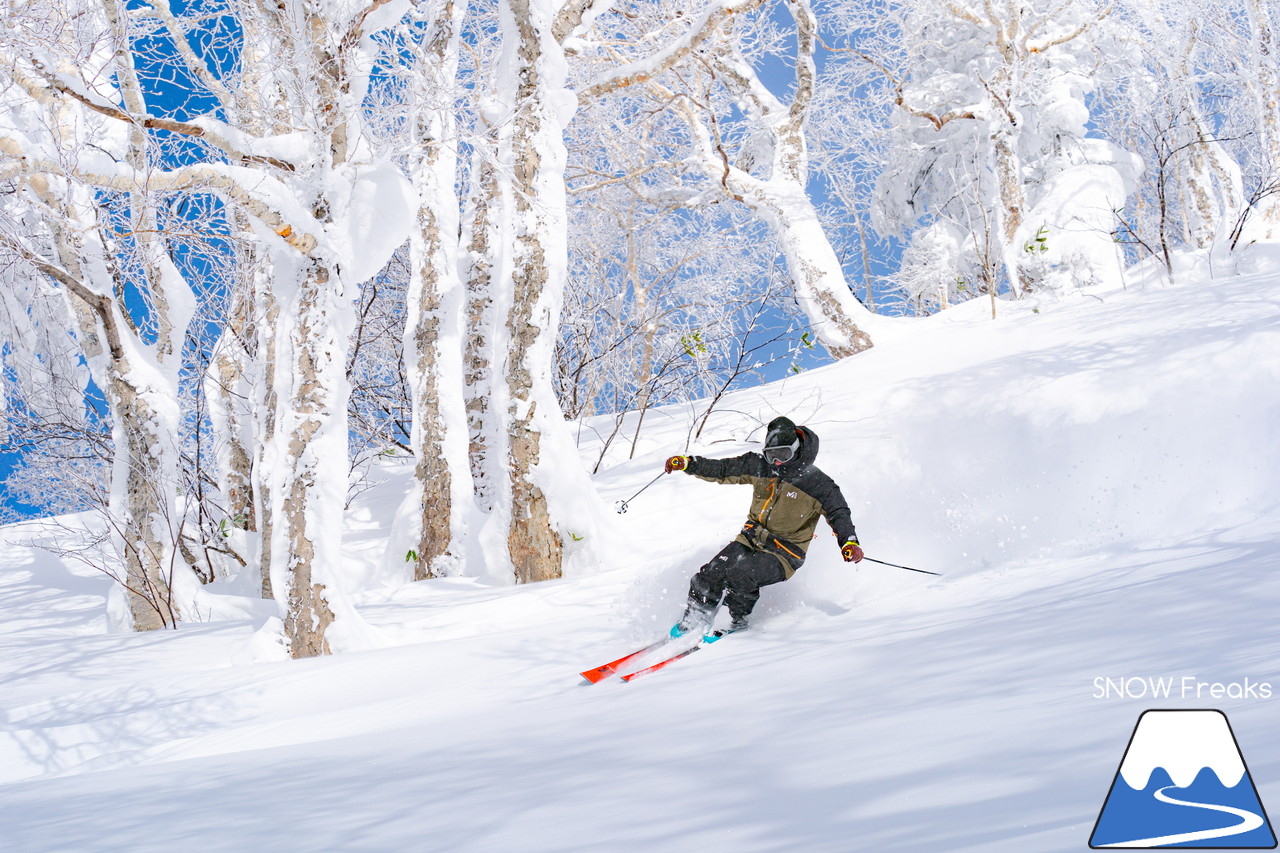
[
  {"left": 863, "top": 556, "right": 941, "bottom": 577},
  {"left": 615, "top": 472, "right": 665, "bottom": 514}
]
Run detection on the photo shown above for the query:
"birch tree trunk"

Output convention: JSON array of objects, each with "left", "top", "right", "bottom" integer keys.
[
  {"left": 402, "top": 0, "right": 471, "bottom": 580},
  {"left": 459, "top": 0, "right": 603, "bottom": 585},
  {"left": 203, "top": 236, "right": 259, "bottom": 582},
  {"left": 251, "top": 268, "right": 280, "bottom": 601},
  {"left": 985, "top": 5, "right": 1031, "bottom": 295},
  {"left": 239, "top": 0, "right": 412, "bottom": 655},
  {"left": 1246, "top": 0, "right": 1280, "bottom": 236},
  {"left": 501, "top": 0, "right": 570, "bottom": 583},
  {"left": 30, "top": 186, "right": 193, "bottom": 630},
  {"left": 270, "top": 255, "right": 345, "bottom": 657},
  {"left": 721, "top": 178, "right": 875, "bottom": 356},
  {"left": 85, "top": 0, "right": 199, "bottom": 627},
  {"left": 991, "top": 122, "right": 1029, "bottom": 295},
  {"left": 462, "top": 146, "right": 507, "bottom": 544},
  {"left": 207, "top": 334, "right": 255, "bottom": 537},
  {"left": 1182, "top": 115, "right": 1245, "bottom": 250}
]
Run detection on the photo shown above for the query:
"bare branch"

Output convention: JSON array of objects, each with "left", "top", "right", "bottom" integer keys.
[
  {"left": 566, "top": 162, "right": 664, "bottom": 195},
  {"left": 140, "top": 0, "right": 236, "bottom": 109}
]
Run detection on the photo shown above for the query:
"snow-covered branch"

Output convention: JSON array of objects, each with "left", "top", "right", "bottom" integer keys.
[
  {"left": 0, "top": 231, "right": 124, "bottom": 361},
  {"left": 581, "top": 0, "right": 766, "bottom": 100},
  {"left": 1026, "top": 2, "right": 1114, "bottom": 54},
  {"left": 20, "top": 59, "right": 299, "bottom": 172},
  {"left": 818, "top": 36, "right": 982, "bottom": 131},
  {"left": 0, "top": 134, "right": 318, "bottom": 252},
  {"left": 553, "top": 0, "right": 614, "bottom": 44}
]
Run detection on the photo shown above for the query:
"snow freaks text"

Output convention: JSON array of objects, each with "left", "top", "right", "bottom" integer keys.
[{"left": 1092, "top": 676, "right": 1274, "bottom": 701}]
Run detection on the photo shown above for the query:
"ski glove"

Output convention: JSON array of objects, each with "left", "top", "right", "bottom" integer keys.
[
  {"left": 842, "top": 541, "right": 864, "bottom": 563},
  {"left": 665, "top": 455, "right": 690, "bottom": 474}
]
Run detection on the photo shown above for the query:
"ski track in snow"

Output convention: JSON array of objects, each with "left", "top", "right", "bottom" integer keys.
[{"left": 2, "top": 263, "right": 1280, "bottom": 852}]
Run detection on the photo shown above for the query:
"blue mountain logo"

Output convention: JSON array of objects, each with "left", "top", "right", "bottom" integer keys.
[{"left": 1091, "top": 709, "right": 1276, "bottom": 848}]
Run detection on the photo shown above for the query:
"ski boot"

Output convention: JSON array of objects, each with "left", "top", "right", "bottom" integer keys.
[
  {"left": 669, "top": 603, "right": 714, "bottom": 638},
  {"left": 704, "top": 614, "right": 748, "bottom": 643}
]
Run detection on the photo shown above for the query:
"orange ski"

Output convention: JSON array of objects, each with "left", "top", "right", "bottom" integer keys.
[
  {"left": 580, "top": 638, "right": 671, "bottom": 684},
  {"left": 619, "top": 645, "right": 702, "bottom": 682}
]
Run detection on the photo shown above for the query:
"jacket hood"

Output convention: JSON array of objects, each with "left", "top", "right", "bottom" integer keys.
[{"left": 794, "top": 425, "right": 819, "bottom": 467}]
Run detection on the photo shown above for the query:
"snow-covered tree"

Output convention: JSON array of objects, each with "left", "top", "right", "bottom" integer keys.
[
  {"left": 825, "top": 0, "right": 1130, "bottom": 302},
  {"left": 2, "top": 0, "right": 415, "bottom": 653},
  {"left": 202, "top": 0, "right": 413, "bottom": 656},
  {"left": 391, "top": 0, "right": 473, "bottom": 583},
  {"left": 201, "top": 221, "right": 266, "bottom": 594},
  {"left": 557, "top": 186, "right": 802, "bottom": 468},
  {"left": 1, "top": 0, "right": 208, "bottom": 629},
  {"left": 454, "top": 0, "right": 610, "bottom": 584},
  {"left": 1101, "top": 0, "right": 1280, "bottom": 271},
  {"left": 0, "top": 207, "right": 108, "bottom": 523},
  {"left": 575, "top": 0, "right": 881, "bottom": 356},
  {"left": 1237, "top": 0, "right": 1280, "bottom": 240}
]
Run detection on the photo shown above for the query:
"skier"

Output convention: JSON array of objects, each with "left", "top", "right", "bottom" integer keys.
[{"left": 664, "top": 415, "right": 864, "bottom": 638}]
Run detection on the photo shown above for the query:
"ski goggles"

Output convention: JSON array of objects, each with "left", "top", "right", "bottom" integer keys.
[{"left": 763, "top": 436, "right": 800, "bottom": 465}]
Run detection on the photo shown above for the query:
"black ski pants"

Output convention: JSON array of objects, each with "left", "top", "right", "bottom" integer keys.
[{"left": 687, "top": 540, "right": 788, "bottom": 622}]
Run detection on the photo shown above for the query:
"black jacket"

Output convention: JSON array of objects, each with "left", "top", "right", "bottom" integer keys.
[{"left": 685, "top": 426, "right": 858, "bottom": 577}]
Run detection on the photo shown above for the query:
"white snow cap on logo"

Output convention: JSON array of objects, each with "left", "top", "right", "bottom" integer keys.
[{"left": 1119, "top": 710, "right": 1247, "bottom": 790}]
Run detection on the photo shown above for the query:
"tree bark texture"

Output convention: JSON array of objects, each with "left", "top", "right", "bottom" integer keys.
[
  {"left": 503, "top": 0, "right": 566, "bottom": 584},
  {"left": 273, "top": 257, "right": 342, "bottom": 658},
  {"left": 405, "top": 0, "right": 469, "bottom": 580}
]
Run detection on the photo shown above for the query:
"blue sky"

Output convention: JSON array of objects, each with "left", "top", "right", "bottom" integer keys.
[{"left": 0, "top": 453, "right": 42, "bottom": 520}]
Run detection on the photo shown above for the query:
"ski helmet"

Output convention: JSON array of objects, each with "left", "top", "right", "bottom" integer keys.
[{"left": 763, "top": 416, "right": 800, "bottom": 466}]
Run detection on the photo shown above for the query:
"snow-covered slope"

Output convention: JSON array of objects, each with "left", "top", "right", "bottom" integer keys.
[{"left": 2, "top": 262, "right": 1279, "bottom": 853}]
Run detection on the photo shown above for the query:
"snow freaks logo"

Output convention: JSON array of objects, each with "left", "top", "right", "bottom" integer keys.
[{"left": 1089, "top": 710, "right": 1277, "bottom": 849}]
